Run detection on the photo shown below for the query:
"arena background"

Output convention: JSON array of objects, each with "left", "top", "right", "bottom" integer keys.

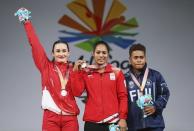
[{"left": 0, "top": 0, "right": 194, "bottom": 130}]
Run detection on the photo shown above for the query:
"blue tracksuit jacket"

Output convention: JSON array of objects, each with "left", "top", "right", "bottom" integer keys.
[{"left": 125, "top": 65, "right": 170, "bottom": 130}]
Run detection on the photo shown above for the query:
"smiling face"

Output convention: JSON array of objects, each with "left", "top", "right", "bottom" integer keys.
[
  {"left": 93, "top": 44, "right": 109, "bottom": 65},
  {"left": 52, "top": 43, "right": 69, "bottom": 63},
  {"left": 130, "top": 50, "right": 146, "bottom": 70}
]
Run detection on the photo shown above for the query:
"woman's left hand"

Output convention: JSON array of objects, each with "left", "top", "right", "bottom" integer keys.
[
  {"left": 118, "top": 119, "right": 128, "bottom": 131},
  {"left": 144, "top": 105, "right": 156, "bottom": 116}
]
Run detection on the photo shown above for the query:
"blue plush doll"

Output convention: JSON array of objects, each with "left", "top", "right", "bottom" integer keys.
[
  {"left": 136, "top": 94, "right": 153, "bottom": 118},
  {"left": 109, "top": 124, "right": 120, "bottom": 131},
  {"left": 14, "top": 7, "right": 31, "bottom": 23}
]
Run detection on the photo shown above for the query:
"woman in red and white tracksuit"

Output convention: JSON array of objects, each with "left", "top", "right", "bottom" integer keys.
[
  {"left": 71, "top": 41, "right": 128, "bottom": 131},
  {"left": 20, "top": 17, "right": 79, "bottom": 131}
]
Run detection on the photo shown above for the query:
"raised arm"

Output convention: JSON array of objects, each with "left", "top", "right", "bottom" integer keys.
[{"left": 15, "top": 8, "right": 49, "bottom": 72}]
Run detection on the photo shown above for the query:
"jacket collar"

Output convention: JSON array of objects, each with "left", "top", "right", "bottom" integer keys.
[
  {"left": 53, "top": 61, "right": 73, "bottom": 73},
  {"left": 54, "top": 61, "right": 68, "bottom": 67},
  {"left": 92, "top": 63, "right": 113, "bottom": 73}
]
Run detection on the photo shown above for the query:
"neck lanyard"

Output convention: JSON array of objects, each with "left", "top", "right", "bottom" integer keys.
[
  {"left": 55, "top": 65, "right": 69, "bottom": 96},
  {"left": 130, "top": 67, "right": 149, "bottom": 94}
]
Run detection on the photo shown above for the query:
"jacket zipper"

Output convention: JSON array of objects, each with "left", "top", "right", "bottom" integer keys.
[
  {"left": 100, "top": 73, "right": 105, "bottom": 122},
  {"left": 142, "top": 115, "right": 146, "bottom": 128},
  {"left": 140, "top": 75, "right": 146, "bottom": 128}
]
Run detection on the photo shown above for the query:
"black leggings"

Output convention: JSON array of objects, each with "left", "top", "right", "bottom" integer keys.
[
  {"left": 84, "top": 122, "right": 110, "bottom": 131},
  {"left": 136, "top": 127, "right": 164, "bottom": 131}
]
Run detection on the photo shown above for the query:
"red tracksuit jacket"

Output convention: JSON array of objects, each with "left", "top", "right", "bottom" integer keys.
[
  {"left": 70, "top": 64, "right": 128, "bottom": 122},
  {"left": 24, "top": 21, "right": 79, "bottom": 115}
]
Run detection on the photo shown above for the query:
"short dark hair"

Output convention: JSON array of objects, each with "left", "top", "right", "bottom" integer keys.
[
  {"left": 52, "top": 40, "right": 69, "bottom": 53},
  {"left": 129, "top": 43, "right": 146, "bottom": 56},
  {"left": 93, "top": 41, "right": 110, "bottom": 53}
]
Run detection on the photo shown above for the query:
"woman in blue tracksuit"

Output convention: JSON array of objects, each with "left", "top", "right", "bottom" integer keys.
[{"left": 125, "top": 44, "right": 170, "bottom": 131}]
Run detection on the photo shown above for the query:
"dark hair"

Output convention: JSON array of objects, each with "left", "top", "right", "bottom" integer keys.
[
  {"left": 129, "top": 43, "right": 146, "bottom": 56},
  {"left": 93, "top": 41, "right": 110, "bottom": 53},
  {"left": 52, "top": 40, "right": 69, "bottom": 53}
]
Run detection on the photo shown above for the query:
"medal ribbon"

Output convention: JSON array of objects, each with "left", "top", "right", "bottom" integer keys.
[
  {"left": 130, "top": 67, "right": 149, "bottom": 93},
  {"left": 55, "top": 65, "right": 69, "bottom": 90}
]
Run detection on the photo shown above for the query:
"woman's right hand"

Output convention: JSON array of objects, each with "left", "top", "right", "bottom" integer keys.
[
  {"left": 73, "top": 60, "right": 86, "bottom": 71},
  {"left": 15, "top": 7, "right": 31, "bottom": 23}
]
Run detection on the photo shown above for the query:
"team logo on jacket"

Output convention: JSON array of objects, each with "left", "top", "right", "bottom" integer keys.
[
  {"left": 146, "top": 79, "right": 152, "bottom": 86},
  {"left": 109, "top": 73, "right": 116, "bottom": 80},
  {"left": 128, "top": 81, "right": 135, "bottom": 89}
]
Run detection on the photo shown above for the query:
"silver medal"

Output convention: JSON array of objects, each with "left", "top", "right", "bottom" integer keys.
[{"left": 81, "top": 62, "right": 87, "bottom": 68}]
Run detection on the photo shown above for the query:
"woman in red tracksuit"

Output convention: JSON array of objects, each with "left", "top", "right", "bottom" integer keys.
[
  {"left": 17, "top": 10, "right": 79, "bottom": 131},
  {"left": 71, "top": 41, "right": 128, "bottom": 131}
]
